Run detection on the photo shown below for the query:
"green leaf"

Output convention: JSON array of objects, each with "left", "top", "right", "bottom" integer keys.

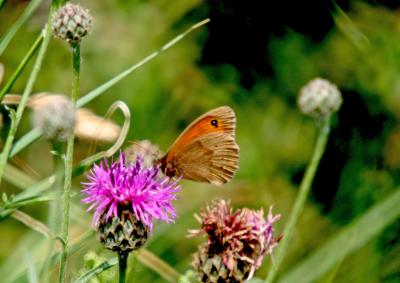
[
  {"left": 279, "top": 189, "right": 400, "bottom": 283},
  {"left": 75, "top": 258, "right": 118, "bottom": 283},
  {"left": 0, "top": 0, "right": 42, "bottom": 55}
]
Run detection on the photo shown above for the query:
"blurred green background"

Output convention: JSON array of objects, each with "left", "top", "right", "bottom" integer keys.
[{"left": 1, "top": 0, "right": 400, "bottom": 282}]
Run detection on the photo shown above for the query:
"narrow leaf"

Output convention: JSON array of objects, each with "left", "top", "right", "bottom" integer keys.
[
  {"left": 0, "top": 0, "right": 42, "bottom": 55},
  {"left": 279, "top": 189, "right": 400, "bottom": 283},
  {"left": 75, "top": 258, "right": 118, "bottom": 283}
]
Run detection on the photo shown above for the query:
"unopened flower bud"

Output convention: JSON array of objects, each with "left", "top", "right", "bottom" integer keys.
[
  {"left": 52, "top": 3, "right": 92, "bottom": 44},
  {"left": 298, "top": 78, "right": 342, "bottom": 120},
  {"left": 97, "top": 209, "right": 150, "bottom": 253},
  {"left": 31, "top": 95, "right": 75, "bottom": 142}
]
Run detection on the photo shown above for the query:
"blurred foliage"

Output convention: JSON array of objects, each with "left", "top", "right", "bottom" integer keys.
[{"left": 0, "top": 0, "right": 400, "bottom": 282}]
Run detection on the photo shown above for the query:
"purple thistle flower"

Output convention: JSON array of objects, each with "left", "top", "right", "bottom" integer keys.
[
  {"left": 81, "top": 152, "right": 180, "bottom": 231},
  {"left": 190, "top": 199, "right": 281, "bottom": 281}
]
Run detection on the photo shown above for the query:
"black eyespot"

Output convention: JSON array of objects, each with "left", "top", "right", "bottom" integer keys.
[{"left": 211, "top": 119, "right": 218, "bottom": 127}]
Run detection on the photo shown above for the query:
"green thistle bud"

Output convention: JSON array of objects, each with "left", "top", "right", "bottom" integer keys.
[
  {"left": 97, "top": 209, "right": 150, "bottom": 253},
  {"left": 298, "top": 78, "right": 343, "bottom": 120},
  {"left": 31, "top": 94, "right": 75, "bottom": 142},
  {"left": 52, "top": 3, "right": 92, "bottom": 44}
]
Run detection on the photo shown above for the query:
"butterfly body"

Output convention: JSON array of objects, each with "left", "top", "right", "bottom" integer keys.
[{"left": 158, "top": 106, "right": 239, "bottom": 186}]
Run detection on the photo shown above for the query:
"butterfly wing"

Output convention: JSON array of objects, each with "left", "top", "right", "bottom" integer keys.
[{"left": 159, "top": 106, "right": 239, "bottom": 185}]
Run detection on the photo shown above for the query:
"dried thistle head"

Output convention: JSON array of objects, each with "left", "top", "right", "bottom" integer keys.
[
  {"left": 30, "top": 94, "right": 75, "bottom": 142},
  {"left": 190, "top": 199, "right": 281, "bottom": 282}
]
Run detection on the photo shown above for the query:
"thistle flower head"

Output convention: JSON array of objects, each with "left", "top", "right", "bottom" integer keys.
[
  {"left": 298, "top": 77, "right": 343, "bottom": 120},
  {"left": 191, "top": 199, "right": 281, "bottom": 282},
  {"left": 81, "top": 152, "right": 180, "bottom": 231},
  {"left": 52, "top": 3, "right": 92, "bottom": 44}
]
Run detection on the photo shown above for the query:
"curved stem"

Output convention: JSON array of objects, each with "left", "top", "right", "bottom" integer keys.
[
  {"left": 58, "top": 43, "right": 80, "bottom": 283},
  {"left": 118, "top": 252, "right": 129, "bottom": 283},
  {"left": 265, "top": 119, "right": 331, "bottom": 283}
]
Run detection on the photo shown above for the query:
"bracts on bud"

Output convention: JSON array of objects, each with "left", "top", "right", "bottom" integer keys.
[{"left": 52, "top": 3, "right": 92, "bottom": 44}]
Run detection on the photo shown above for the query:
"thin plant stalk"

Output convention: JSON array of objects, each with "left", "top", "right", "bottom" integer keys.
[
  {"left": 118, "top": 252, "right": 129, "bottom": 283},
  {"left": 265, "top": 119, "right": 331, "bottom": 283},
  {"left": 41, "top": 142, "right": 64, "bottom": 283},
  {"left": 58, "top": 43, "right": 80, "bottom": 283},
  {"left": 0, "top": 34, "right": 43, "bottom": 99},
  {"left": 0, "top": 10, "right": 54, "bottom": 184}
]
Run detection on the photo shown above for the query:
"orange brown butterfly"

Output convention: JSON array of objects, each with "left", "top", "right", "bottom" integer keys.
[{"left": 157, "top": 106, "right": 239, "bottom": 186}]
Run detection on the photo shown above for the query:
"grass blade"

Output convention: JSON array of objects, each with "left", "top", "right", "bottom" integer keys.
[
  {"left": 138, "top": 249, "right": 181, "bottom": 283},
  {"left": 12, "top": 210, "right": 52, "bottom": 239},
  {"left": 75, "top": 258, "right": 118, "bottom": 283},
  {"left": 0, "top": 0, "right": 43, "bottom": 55},
  {"left": 0, "top": 35, "right": 43, "bottom": 100},
  {"left": 279, "top": 189, "right": 400, "bottom": 283}
]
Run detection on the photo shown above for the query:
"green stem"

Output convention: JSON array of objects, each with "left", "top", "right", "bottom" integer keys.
[
  {"left": 0, "top": 11, "right": 54, "bottom": 184},
  {"left": 58, "top": 43, "right": 80, "bottom": 283},
  {"left": 265, "top": 119, "right": 331, "bottom": 283},
  {"left": 118, "top": 252, "right": 129, "bottom": 283},
  {"left": 0, "top": 34, "right": 43, "bottom": 100},
  {"left": 41, "top": 142, "right": 64, "bottom": 283}
]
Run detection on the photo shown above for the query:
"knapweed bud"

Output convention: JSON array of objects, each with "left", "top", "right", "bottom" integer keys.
[
  {"left": 82, "top": 152, "right": 180, "bottom": 253},
  {"left": 298, "top": 78, "right": 342, "bottom": 120},
  {"left": 31, "top": 94, "right": 75, "bottom": 142},
  {"left": 190, "top": 200, "right": 281, "bottom": 282},
  {"left": 97, "top": 208, "right": 149, "bottom": 252},
  {"left": 52, "top": 3, "right": 92, "bottom": 44}
]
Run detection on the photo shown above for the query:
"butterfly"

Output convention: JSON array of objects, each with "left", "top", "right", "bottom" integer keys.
[{"left": 157, "top": 106, "right": 239, "bottom": 186}]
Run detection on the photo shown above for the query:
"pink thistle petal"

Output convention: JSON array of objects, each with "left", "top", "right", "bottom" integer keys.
[{"left": 81, "top": 152, "right": 180, "bottom": 231}]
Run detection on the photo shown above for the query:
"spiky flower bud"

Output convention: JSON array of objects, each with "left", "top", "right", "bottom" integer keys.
[
  {"left": 298, "top": 78, "right": 343, "bottom": 120},
  {"left": 31, "top": 94, "right": 75, "bottom": 142},
  {"left": 97, "top": 208, "right": 149, "bottom": 252},
  {"left": 52, "top": 3, "right": 92, "bottom": 44},
  {"left": 190, "top": 200, "right": 281, "bottom": 282}
]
